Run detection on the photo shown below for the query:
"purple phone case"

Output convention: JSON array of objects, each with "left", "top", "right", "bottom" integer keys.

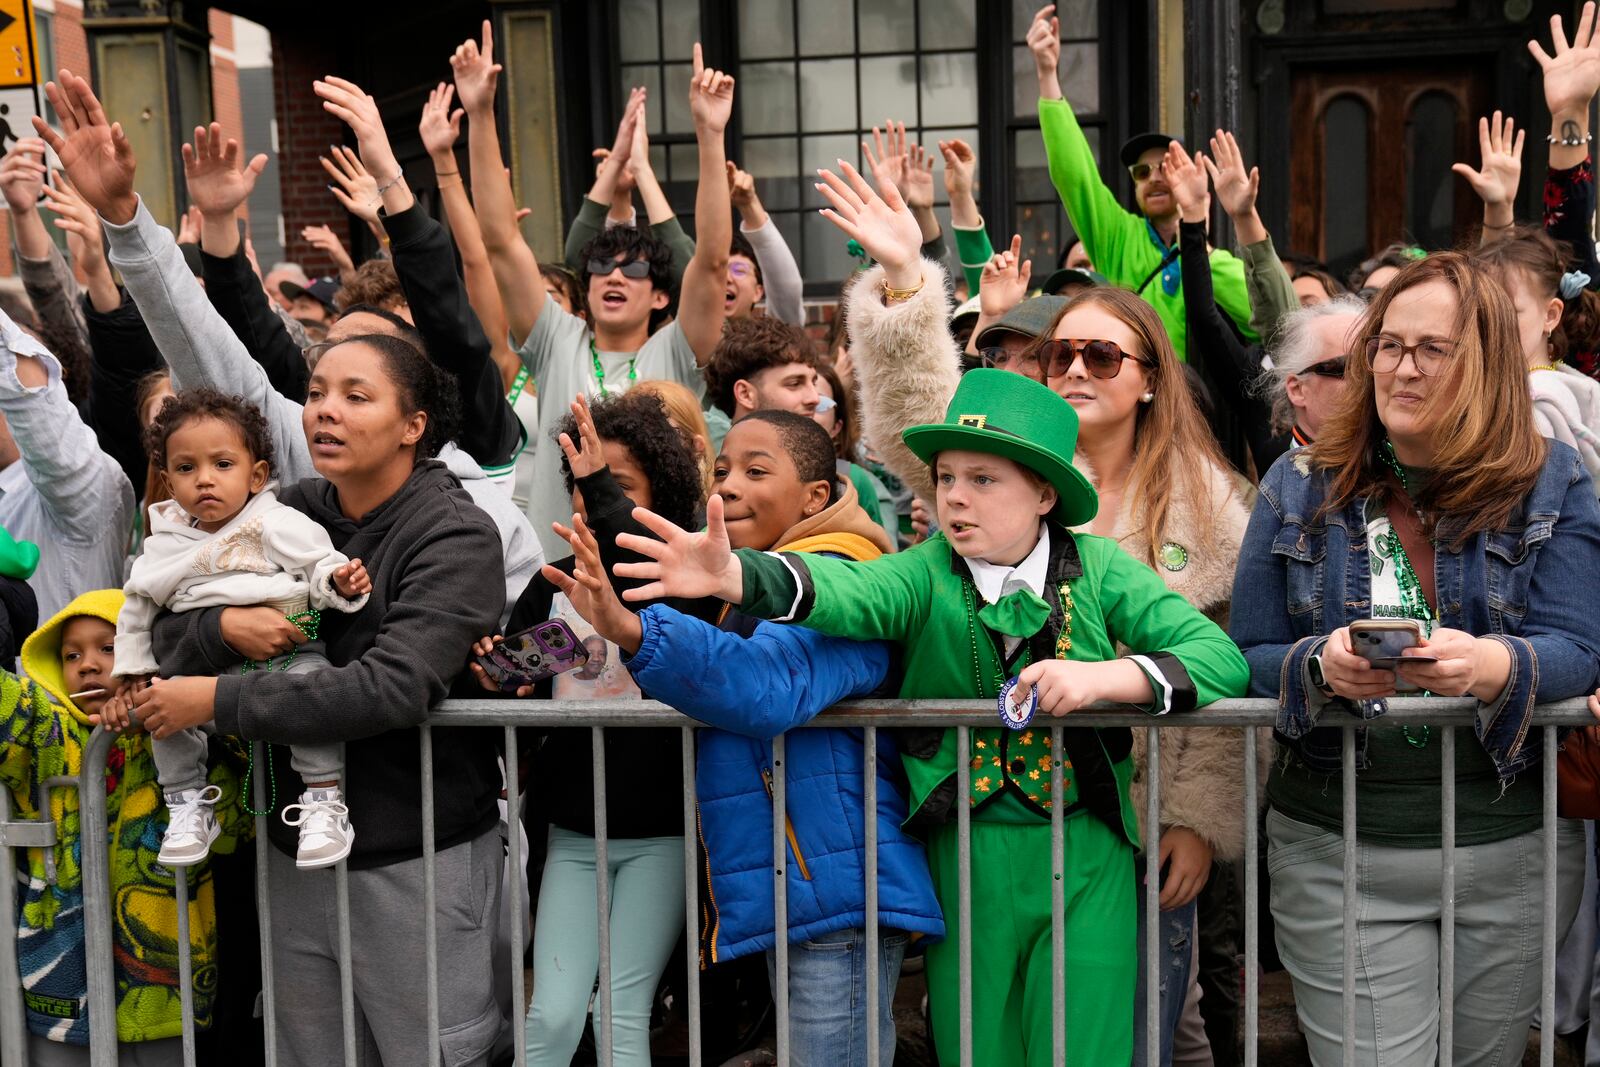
[{"left": 476, "top": 620, "right": 590, "bottom": 693}]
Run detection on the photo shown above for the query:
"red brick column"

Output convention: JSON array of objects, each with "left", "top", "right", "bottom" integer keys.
[{"left": 269, "top": 33, "right": 347, "bottom": 277}]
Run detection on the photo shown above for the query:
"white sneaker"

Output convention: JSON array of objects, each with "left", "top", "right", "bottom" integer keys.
[
  {"left": 282, "top": 788, "right": 354, "bottom": 869},
  {"left": 158, "top": 785, "right": 223, "bottom": 867}
]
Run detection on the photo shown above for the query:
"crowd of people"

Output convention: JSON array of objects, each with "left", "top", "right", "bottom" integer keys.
[{"left": 11, "top": 2, "right": 1600, "bottom": 1065}]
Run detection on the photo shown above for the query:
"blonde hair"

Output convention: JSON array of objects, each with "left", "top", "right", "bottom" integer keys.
[
  {"left": 1031, "top": 287, "right": 1234, "bottom": 565},
  {"left": 1311, "top": 252, "right": 1545, "bottom": 543},
  {"left": 633, "top": 379, "right": 714, "bottom": 493}
]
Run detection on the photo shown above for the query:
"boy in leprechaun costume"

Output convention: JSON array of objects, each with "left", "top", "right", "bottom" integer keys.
[{"left": 615, "top": 364, "right": 1250, "bottom": 1064}]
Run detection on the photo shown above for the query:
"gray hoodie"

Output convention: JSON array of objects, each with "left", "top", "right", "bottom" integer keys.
[{"left": 102, "top": 199, "right": 540, "bottom": 625}]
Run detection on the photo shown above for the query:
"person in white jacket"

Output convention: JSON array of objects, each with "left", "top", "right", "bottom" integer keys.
[
  {"left": 1476, "top": 228, "right": 1600, "bottom": 488},
  {"left": 105, "top": 389, "right": 372, "bottom": 871}
]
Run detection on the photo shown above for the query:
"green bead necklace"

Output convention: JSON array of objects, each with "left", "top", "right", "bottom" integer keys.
[
  {"left": 590, "top": 338, "right": 638, "bottom": 394},
  {"left": 1377, "top": 441, "right": 1435, "bottom": 748},
  {"left": 239, "top": 609, "right": 321, "bottom": 817}
]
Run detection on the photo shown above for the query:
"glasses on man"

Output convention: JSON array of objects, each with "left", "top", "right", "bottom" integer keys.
[
  {"left": 728, "top": 260, "right": 757, "bottom": 279},
  {"left": 1038, "top": 338, "right": 1143, "bottom": 380},
  {"left": 587, "top": 256, "right": 652, "bottom": 279},
  {"left": 1300, "top": 357, "right": 1348, "bottom": 379},
  {"left": 979, "top": 346, "right": 1042, "bottom": 374},
  {"left": 1365, "top": 335, "right": 1455, "bottom": 376},
  {"left": 1128, "top": 162, "right": 1157, "bottom": 182}
]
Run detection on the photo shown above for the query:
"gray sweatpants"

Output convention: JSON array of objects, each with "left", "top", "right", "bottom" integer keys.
[
  {"left": 151, "top": 652, "right": 342, "bottom": 794},
  {"left": 265, "top": 825, "right": 504, "bottom": 1066}
]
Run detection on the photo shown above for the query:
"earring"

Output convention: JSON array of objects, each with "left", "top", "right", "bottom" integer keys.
[{"left": 1140, "top": 392, "right": 1155, "bottom": 403}]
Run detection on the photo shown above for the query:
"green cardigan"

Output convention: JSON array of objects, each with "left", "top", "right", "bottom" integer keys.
[
  {"left": 1038, "top": 97, "right": 1257, "bottom": 361},
  {"left": 737, "top": 524, "right": 1249, "bottom": 848}
]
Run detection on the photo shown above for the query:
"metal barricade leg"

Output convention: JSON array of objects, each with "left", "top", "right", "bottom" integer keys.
[
  {"left": 1341, "top": 727, "right": 1356, "bottom": 1067},
  {"left": 1050, "top": 726, "right": 1065, "bottom": 1067},
  {"left": 1144, "top": 726, "right": 1161, "bottom": 1067},
  {"left": 0, "top": 785, "right": 32, "bottom": 1066},
  {"left": 505, "top": 729, "right": 526, "bottom": 1067},
  {"left": 252, "top": 743, "right": 278, "bottom": 1067},
  {"left": 955, "top": 724, "right": 972, "bottom": 1067},
  {"left": 1243, "top": 728, "right": 1259, "bottom": 1067},
  {"left": 1542, "top": 726, "right": 1557, "bottom": 1067},
  {"left": 174, "top": 868, "right": 196, "bottom": 1066},
  {"left": 864, "top": 727, "right": 880, "bottom": 1067},
  {"left": 421, "top": 724, "right": 440, "bottom": 1067},
  {"left": 681, "top": 727, "right": 701, "bottom": 1067},
  {"left": 592, "top": 725, "right": 613, "bottom": 1067},
  {"left": 1440, "top": 727, "right": 1455, "bottom": 1066},
  {"left": 79, "top": 728, "right": 118, "bottom": 1067},
  {"left": 772, "top": 732, "right": 789, "bottom": 1067}
]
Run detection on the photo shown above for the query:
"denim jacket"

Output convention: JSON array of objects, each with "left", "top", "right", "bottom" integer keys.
[{"left": 1229, "top": 442, "right": 1600, "bottom": 779}]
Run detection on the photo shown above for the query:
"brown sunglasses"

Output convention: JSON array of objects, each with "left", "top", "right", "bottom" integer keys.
[{"left": 1037, "top": 338, "right": 1143, "bottom": 379}]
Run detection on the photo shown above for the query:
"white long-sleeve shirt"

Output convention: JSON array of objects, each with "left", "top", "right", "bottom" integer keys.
[
  {"left": 741, "top": 218, "right": 804, "bottom": 326},
  {"left": 0, "top": 308, "right": 135, "bottom": 621},
  {"left": 114, "top": 486, "right": 368, "bottom": 676}
]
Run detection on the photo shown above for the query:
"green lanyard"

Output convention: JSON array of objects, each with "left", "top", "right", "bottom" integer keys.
[
  {"left": 590, "top": 338, "right": 638, "bottom": 394},
  {"left": 1378, "top": 439, "right": 1436, "bottom": 747}
]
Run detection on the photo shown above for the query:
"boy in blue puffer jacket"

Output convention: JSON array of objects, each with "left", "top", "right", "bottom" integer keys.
[{"left": 542, "top": 411, "right": 943, "bottom": 1066}]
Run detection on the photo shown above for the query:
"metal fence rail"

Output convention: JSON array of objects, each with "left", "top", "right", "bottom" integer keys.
[{"left": 3, "top": 696, "right": 1595, "bottom": 1066}]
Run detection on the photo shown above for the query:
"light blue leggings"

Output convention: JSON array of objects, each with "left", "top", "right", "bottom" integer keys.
[{"left": 524, "top": 826, "right": 686, "bottom": 1066}]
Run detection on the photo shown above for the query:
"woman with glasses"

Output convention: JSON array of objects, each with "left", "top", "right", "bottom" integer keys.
[
  {"left": 1263, "top": 297, "right": 1366, "bottom": 449},
  {"left": 1230, "top": 252, "right": 1600, "bottom": 1066}
]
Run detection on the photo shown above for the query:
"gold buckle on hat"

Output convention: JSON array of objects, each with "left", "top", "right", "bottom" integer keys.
[{"left": 958, "top": 415, "right": 987, "bottom": 428}]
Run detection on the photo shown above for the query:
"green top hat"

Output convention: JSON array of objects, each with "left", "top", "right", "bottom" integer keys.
[{"left": 901, "top": 369, "right": 1098, "bottom": 526}]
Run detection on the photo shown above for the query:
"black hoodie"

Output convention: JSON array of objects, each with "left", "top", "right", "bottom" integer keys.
[{"left": 151, "top": 460, "right": 506, "bottom": 868}]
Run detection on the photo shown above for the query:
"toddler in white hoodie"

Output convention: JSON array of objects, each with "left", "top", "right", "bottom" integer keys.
[{"left": 108, "top": 389, "right": 370, "bottom": 869}]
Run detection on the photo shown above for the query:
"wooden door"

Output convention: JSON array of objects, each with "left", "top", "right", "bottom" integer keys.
[{"left": 1290, "top": 66, "right": 1490, "bottom": 277}]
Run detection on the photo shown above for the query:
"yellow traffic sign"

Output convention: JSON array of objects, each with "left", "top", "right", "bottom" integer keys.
[{"left": 0, "top": 1, "right": 37, "bottom": 90}]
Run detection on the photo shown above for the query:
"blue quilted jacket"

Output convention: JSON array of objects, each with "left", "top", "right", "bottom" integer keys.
[{"left": 625, "top": 604, "right": 945, "bottom": 963}]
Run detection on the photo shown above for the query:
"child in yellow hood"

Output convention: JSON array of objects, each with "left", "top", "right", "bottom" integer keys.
[{"left": 3, "top": 588, "right": 248, "bottom": 1055}]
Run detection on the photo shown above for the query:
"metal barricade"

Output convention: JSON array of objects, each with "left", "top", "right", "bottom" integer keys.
[{"left": 8, "top": 696, "right": 1594, "bottom": 1066}]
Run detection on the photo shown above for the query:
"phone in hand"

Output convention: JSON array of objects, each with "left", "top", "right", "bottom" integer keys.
[
  {"left": 1349, "top": 618, "right": 1437, "bottom": 692},
  {"left": 475, "top": 620, "right": 590, "bottom": 693}
]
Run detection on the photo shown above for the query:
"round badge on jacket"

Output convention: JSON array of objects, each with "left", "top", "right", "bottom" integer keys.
[
  {"left": 1158, "top": 541, "right": 1189, "bottom": 572},
  {"left": 998, "top": 677, "right": 1037, "bottom": 730}
]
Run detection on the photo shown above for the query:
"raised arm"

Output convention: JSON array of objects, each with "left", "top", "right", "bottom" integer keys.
[
  {"left": 675, "top": 43, "right": 735, "bottom": 363},
  {"left": 630, "top": 125, "right": 698, "bottom": 288},
  {"left": 964, "top": 235, "right": 1032, "bottom": 358},
  {"left": 1204, "top": 129, "right": 1297, "bottom": 342},
  {"left": 1532, "top": 3, "right": 1600, "bottom": 173},
  {"left": 940, "top": 138, "right": 993, "bottom": 293},
  {"left": 564, "top": 94, "right": 645, "bottom": 269},
  {"left": 459, "top": 21, "right": 545, "bottom": 346},
  {"left": 1451, "top": 112, "right": 1524, "bottom": 243},
  {"left": 730, "top": 161, "right": 804, "bottom": 324}
]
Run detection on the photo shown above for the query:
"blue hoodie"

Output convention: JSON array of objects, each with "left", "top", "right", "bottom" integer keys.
[{"left": 624, "top": 603, "right": 945, "bottom": 963}]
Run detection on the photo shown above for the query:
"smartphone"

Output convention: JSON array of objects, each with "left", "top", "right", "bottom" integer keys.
[
  {"left": 475, "top": 620, "right": 590, "bottom": 693},
  {"left": 1349, "top": 618, "right": 1437, "bottom": 692}
]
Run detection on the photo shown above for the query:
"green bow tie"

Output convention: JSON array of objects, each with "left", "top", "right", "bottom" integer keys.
[{"left": 977, "top": 586, "right": 1053, "bottom": 639}]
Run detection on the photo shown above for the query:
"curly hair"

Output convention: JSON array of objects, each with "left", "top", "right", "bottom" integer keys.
[
  {"left": 334, "top": 260, "right": 407, "bottom": 313},
  {"left": 702, "top": 316, "right": 816, "bottom": 417},
  {"left": 144, "top": 387, "right": 276, "bottom": 475},
  {"left": 737, "top": 409, "right": 837, "bottom": 488},
  {"left": 554, "top": 390, "right": 705, "bottom": 532},
  {"left": 319, "top": 333, "right": 462, "bottom": 459}
]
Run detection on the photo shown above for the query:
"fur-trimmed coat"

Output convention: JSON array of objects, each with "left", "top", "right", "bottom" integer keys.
[{"left": 845, "top": 260, "right": 1265, "bottom": 859}]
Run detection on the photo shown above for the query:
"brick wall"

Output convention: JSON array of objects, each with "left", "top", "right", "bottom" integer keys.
[
  {"left": 268, "top": 32, "right": 347, "bottom": 279},
  {"left": 207, "top": 8, "right": 242, "bottom": 145}
]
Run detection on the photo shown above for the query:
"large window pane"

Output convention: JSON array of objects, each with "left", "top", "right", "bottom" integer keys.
[
  {"left": 1323, "top": 95, "right": 1370, "bottom": 273},
  {"left": 859, "top": 0, "right": 915, "bottom": 52},
  {"left": 800, "top": 0, "right": 854, "bottom": 54},
  {"left": 739, "top": 0, "right": 796, "bottom": 59},
  {"left": 1014, "top": 200, "right": 1070, "bottom": 274},
  {"left": 1406, "top": 91, "right": 1458, "bottom": 251},
  {"left": 740, "top": 136, "right": 802, "bottom": 209},
  {"left": 618, "top": 0, "right": 659, "bottom": 61},
  {"left": 800, "top": 58, "right": 858, "bottom": 129},
  {"left": 920, "top": 52, "right": 976, "bottom": 125},
  {"left": 919, "top": 0, "right": 976, "bottom": 50},
  {"left": 860, "top": 55, "right": 920, "bottom": 128},
  {"left": 1012, "top": 0, "right": 1097, "bottom": 39},
  {"left": 660, "top": 0, "right": 700, "bottom": 58},
  {"left": 663, "top": 62, "right": 695, "bottom": 133},
  {"left": 740, "top": 61, "right": 798, "bottom": 134}
]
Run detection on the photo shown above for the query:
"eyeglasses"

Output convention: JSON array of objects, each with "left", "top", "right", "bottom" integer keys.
[
  {"left": 1129, "top": 162, "right": 1157, "bottom": 182},
  {"left": 814, "top": 394, "right": 837, "bottom": 414},
  {"left": 587, "top": 256, "right": 652, "bottom": 279},
  {"left": 1039, "top": 338, "right": 1143, "bottom": 380},
  {"left": 302, "top": 340, "right": 338, "bottom": 365},
  {"left": 728, "top": 260, "right": 757, "bottom": 279},
  {"left": 979, "top": 346, "right": 1042, "bottom": 374},
  {"left": 1365, "top": 335, "right": 1455, "bottom": 376},
  {"left": 1300, "top": 357, "right": 1348, "bottom": 379}
]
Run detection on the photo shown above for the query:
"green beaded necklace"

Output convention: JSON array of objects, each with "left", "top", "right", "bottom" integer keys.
[
  {"left": 1377, "top": 441, "right": 1435, "bottom": 748},
  {"left": 239, "top": 609, "right": 321, "bottom": 817},
  {"left": 590, "top": 337, "right": 638, "bottom": 394}
]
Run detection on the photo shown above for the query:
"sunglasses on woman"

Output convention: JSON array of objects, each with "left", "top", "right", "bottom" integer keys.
[
  {"left": 1300, "top": 357, "right": 1348, "bottom": 379},
  {"left": 1037, "top": 338, "right": 1142, "bottom": 380}
]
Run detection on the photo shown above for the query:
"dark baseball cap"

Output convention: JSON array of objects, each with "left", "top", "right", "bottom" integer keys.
[
  {"left": 1120, "top": 132, "right": 1179, "bottom": 168},
  {"left": 973, "top": 295, "right": 1070, "bottom": 350},
  {"left": 1036, "top": 267, "right": 1107, "bottom": 297},
  {"left": 280, "top": 277, "right": 339, "bottom": 315}
]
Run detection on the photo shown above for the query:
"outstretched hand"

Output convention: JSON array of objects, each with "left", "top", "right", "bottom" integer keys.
[
  {"left": 451, "top": 19, "right": 503, "bottom": 116},
  {"left": 1026, "top": 5, "right": 1063, "bottom": 100},
  {"left": 1451, "top": 111, "right": 1524, "bottom": 213},
  {"left": 979, "top": 234, "right": 1033, "bottom": 320},
  {"left": 612, "top": 494, "right": 743, "bottom": 604},
  {"left": 419, "top": 82, "right": 465, "bottom": 159},
  {"left": 182, "top": 122, "right": 268, "bottom": 219},
  {"left": 302, "top": 223, "right": 355, "bottom": 278},
  {"left": 688, "top": 43, "right": 735, "bottom": 135},
  {"left": 1161, "top": 140, "right": 1209, "bottom": 224},
  {"left": 1532, "top": 2, "right": 1600, "bottom": 119},
  {"left": 0, "top": 138, "right": 46, "bottom": 215},
  {"left": 34, "top": 70, "right": 138, "bottom": 224},
  {"left": 557, "top": 394, "right": 608, "bottom": 481},
  {"left": 320, "top": 145, "right": 381, "bottom": 225},
  {"left": 313, "top": 76, "right": 403, "bottom": 200},
  {"left": 939, "top": 138, "right": 976, "bottom": 202},
  {"left": 41, "top": 172, "right": 107, "bottom": 272},
  {"left": 332, "top": 558, "right": 371, "bottom": 599},
  {"left": 542, "top": 513, "right": 644, "bottom": 654},
  {"left": 815, "top": 155, "right": 924, "bottom": 290},
  {"left": 1202, "top": 129, "right": 1259, "bottom": 220}
]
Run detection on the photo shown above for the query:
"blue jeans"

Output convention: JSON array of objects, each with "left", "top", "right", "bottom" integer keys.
[
  {"left": 764, "top": 926, "right": 909, "bottom": 1067},
  {"left": 1132, "top": 895, "right": 1196, "bottom": 1067}
]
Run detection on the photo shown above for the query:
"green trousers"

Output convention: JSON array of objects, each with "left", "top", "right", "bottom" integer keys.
[{"left": 924, "top": 802, "right": 1135, "bottom": 1066}]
